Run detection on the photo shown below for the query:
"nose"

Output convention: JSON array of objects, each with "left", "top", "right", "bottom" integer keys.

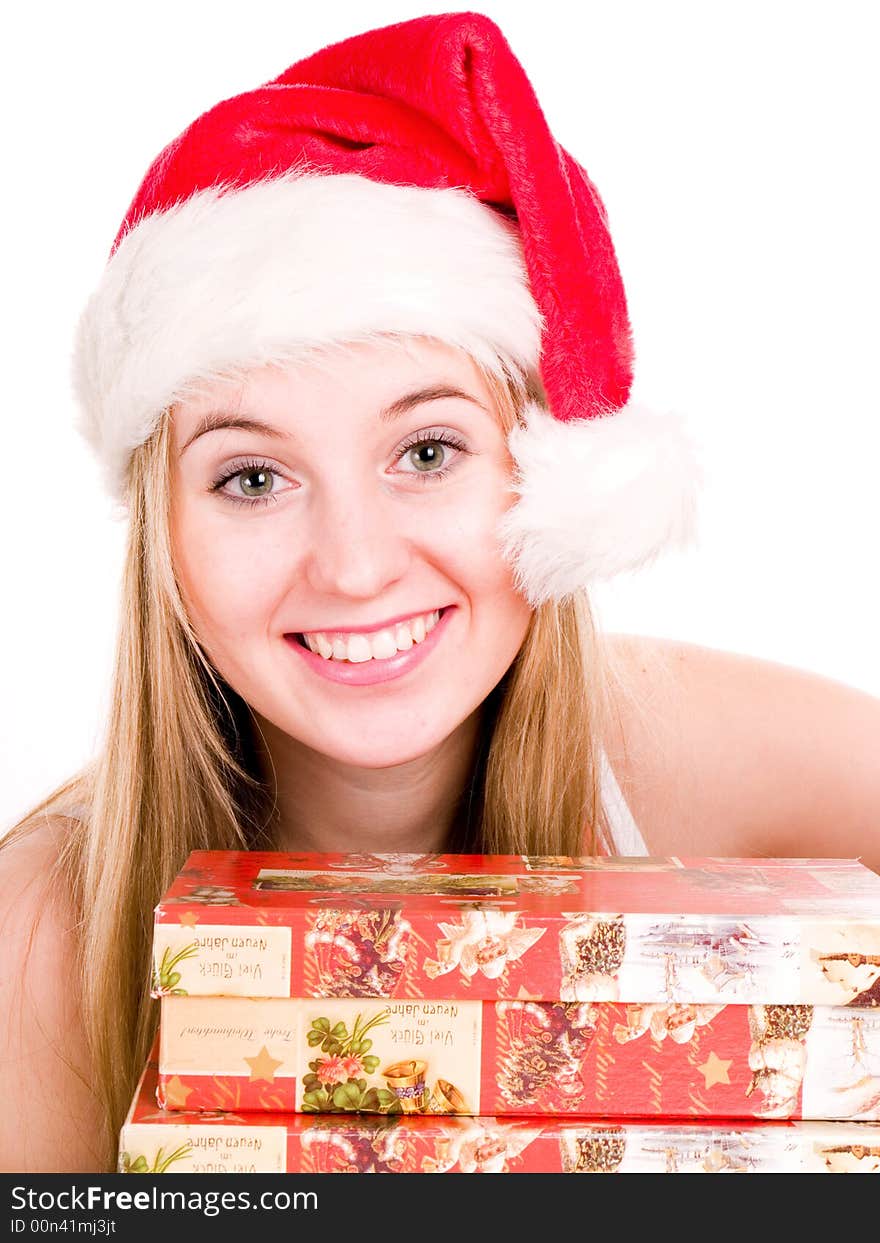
[{"left": 300, "top": 477, "right": 413, "bottom": 601}]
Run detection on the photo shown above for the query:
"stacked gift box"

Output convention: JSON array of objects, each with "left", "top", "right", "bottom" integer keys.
[{"left": 119, "top": 851, "right": 880, "bottom": 1173}]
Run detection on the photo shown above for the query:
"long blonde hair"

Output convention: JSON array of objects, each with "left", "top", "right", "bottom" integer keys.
[{"left": 3, "top": 350, "right": 622, "bottom": 1170}]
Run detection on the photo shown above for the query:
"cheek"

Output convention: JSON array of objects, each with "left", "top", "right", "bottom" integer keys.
[
  {"left": 171, "top": 504, "right": 283, "bottom": 647},
  {"left": 435, "top": 480, "right": 532, "bottom": 647},
  {"left": 445, "top": 469, "right": 522, "bottom": 585}
]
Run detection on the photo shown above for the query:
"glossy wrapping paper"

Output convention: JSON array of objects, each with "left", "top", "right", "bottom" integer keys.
[
  {"left": 156, "top": 992, "right": 880, "bottom": 1120},
  {"left": 123, "top": 1050, "right": 880, "bottom": 1174},
  {"left": 152, "top": 852, "right": 880, "bottom": 1006}
]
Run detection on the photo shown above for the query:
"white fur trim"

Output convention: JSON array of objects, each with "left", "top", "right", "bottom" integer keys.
[
  {"left": 497, "top": 400, "right": 702, "bottom": 605},
  {"left": 72, "top": 172, "right": 544, "bottom": 502}
]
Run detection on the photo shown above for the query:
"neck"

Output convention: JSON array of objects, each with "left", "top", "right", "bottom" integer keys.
[{"left": 252, "top": 710, "right": 485, "bottom": 855}]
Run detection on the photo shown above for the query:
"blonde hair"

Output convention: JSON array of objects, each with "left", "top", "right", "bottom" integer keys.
[{"left": 3, "top": 346, "right": 623, "bottom": 1170}]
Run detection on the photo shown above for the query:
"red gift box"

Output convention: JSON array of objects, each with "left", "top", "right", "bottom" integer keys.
[
  {"left": 123, "top": 1044, "right": 880, "bottom": 1174},
  {"left": 156, "top": 992, "right": 880, "bottom": 1120},
  {"left": 152, "top": 852, "right": 880, "bottom": 1005}
]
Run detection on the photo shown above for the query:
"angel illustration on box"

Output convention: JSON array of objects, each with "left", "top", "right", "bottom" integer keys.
[
  {"left": 420, "top": 1117, "right": 543, "bottom": 1173},
  {"left": 423, "top": 908, "right": 546, "bottom": 982},
  {"left": 612, "top": 1001, "right": 726, "bottom": 1046}
]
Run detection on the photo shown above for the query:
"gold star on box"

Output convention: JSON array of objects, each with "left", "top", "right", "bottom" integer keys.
[
  {"left": 163, "top": 1076, "right": 194, "bottom": 1109},
  {"left": 697, "top": 1050, "right": 733, "bottom": 1089},
  {"left": 244, "top": 1046, "right": 284, "bottom": 1084},
  {"left": 177, "top": 912, "right": 200, "bottom": 928}
]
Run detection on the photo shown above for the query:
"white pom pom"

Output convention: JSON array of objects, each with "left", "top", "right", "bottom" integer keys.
[{"left": 497, "top": 400, "right": 702, "bottom": 605}]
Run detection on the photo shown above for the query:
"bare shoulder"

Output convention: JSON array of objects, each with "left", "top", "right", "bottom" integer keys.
[
  {"left": 603, "top": 634, "right": 880, "bottom": 868},
  {"left": 0, "top": 819, "right": 108, "bottom": 1172}
]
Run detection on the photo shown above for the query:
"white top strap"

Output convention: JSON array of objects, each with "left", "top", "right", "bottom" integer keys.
[{"left": 599, "top": 750, "right": 649, "bottom": 856}]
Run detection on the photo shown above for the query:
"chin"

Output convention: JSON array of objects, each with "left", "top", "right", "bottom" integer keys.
[
  {"left": 311, "top": 730, "right": 454, "bottom": 771},
  {"left": 260, "top": 690, "right": 485, "bottom": 771}
]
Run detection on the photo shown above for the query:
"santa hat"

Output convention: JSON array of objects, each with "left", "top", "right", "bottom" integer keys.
[{"left": 72, "top": 11, "right": 699, "bottom": 607}]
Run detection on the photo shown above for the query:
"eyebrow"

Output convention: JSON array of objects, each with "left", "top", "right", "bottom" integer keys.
[{"left": 177, "top": 384, "right": 487, "bottom": 456}]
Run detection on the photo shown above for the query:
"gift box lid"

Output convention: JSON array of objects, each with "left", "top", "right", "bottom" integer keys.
[{"left": 151, "top": 851, "right": 880, "bottom": 1005}]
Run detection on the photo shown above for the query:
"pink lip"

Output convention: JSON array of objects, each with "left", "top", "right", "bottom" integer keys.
[{"left": 284, "top": 607, "right": 456, "bottom": 686}]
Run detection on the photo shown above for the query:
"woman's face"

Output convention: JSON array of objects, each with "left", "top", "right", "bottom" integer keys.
[{"left": 170, "top": 338, "right": 533, "bottom": 769}]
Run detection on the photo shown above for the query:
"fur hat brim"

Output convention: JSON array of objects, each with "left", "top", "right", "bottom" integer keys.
[{"left": 72, "top": 172, "right": 699, "bottom": 598}]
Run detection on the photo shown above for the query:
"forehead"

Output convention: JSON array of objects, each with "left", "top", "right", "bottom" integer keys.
[{"left": 170, "top": 338, "right": 491, "bottom": 434}]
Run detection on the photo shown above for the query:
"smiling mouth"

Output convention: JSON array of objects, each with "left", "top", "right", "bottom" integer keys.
[{"left": 292, "top": 607, "right": 450, "bottom": 663}]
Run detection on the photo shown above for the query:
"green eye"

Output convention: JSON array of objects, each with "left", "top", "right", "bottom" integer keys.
[
  {"left": 238, "top": 467, "right": 273, "bottom": 494},
  {"left": 408, "top": 441, "right": 446, "bottom": 471}
]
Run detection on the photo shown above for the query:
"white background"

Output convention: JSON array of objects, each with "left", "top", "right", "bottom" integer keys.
[{"left": 2, "top": 0, "right": 878, "bottom": 833}]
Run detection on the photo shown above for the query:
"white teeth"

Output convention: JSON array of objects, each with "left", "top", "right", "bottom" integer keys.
[
  {"left": 369, "top": 629, "right": 399, "bottom": 660},
  {"left": 346, "top": 634, "right": 373, "bottom": 664},
  {"left": 300, "top": 609, "right": 445, "bottom": 664}
]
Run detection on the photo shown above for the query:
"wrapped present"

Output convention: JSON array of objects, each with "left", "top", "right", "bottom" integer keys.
[
  {"left": 157, "top": 993, "right": 880, "bottom": 1120},
  {"left": 122, "top": 1046, "right": 880, "bottom": 1173},
  {"left": 152, "top": 851, "right": 880, "bottom": 1005}
]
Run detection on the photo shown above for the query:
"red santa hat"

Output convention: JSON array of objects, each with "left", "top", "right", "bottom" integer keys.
[{"left": 73, "top": 11, "right": 699, "bottom": 607}]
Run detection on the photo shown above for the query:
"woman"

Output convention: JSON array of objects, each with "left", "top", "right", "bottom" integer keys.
[{"left": 1, "top": 12, "right": 878, "bottom": 1175}]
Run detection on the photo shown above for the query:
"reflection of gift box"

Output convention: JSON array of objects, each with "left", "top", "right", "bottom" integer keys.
[
  {"left": 559, "top": 1128, "right": 627, "bottom": 1173},
  {"left": 156, "top": 993, "right": 880, "bottom": 1120},
  {"left": 152, "top": 850, "right": 880, "bottom": 1005},
  {"left": 121, "top": 1044, "right": 880, "bottom": 1174}
]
